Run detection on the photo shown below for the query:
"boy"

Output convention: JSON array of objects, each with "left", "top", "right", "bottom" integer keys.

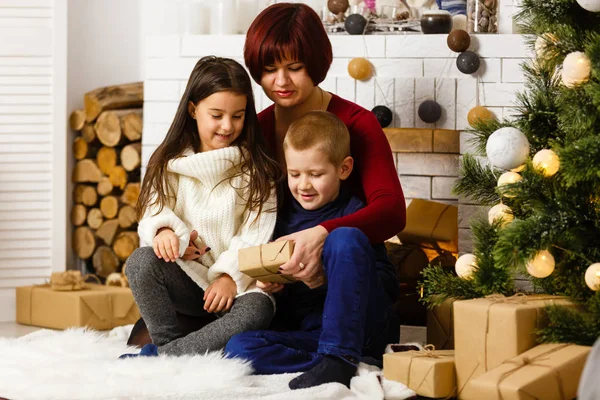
[{"left": 226, "top": 111, "right": 399, "bottom": 389}]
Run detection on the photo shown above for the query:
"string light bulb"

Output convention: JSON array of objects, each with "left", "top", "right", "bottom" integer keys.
[
  {"left": 526, "top": 250, "right": 555, "bottom": 278},
  {"left": 455, "top": 253, "right": 477, "bottom": 279},
  {"left": 488, "top": 203, "right": 514, "bottom": 226},
  {"left": 585, "top": 263, "right": 600, "bottom": 291},
  {"left": 562, "top": 51, "right": 591, "bottom": 88},
  {"left": 532, "top": 149, "right": 560, "bottom": 177},
  {"left": 497, "top": 172, "right": 522, "bottom": 198}
]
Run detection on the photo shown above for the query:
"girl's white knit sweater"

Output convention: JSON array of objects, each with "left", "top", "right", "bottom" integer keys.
[{"left": 137, "top": 146, "right": 277, "bottom": 295}]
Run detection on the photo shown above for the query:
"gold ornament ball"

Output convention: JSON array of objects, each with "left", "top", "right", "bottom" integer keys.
[
  {"left": 585, "top": 263, "right": 600, "bottom": 291},
  {"left": 348, "top": 57, "right": 372, "bottom": 81},
  {"left": 511, "top": 164, "right": 526, "bottom": 173},
  {"left": 497, "top": 171, "right": 522, "bottom": 198},
  {"left": 328, "top": 0, "right": 349, "bottom": 15},
  {"left": 532, "top": 149, "right": 560, "bottom": 177},
  {"left": 455, "top": 253, "right": 477, "bottom": 279},
  {"left": 488, "top": 203, "right": 514, "bottom": 226},
  {"left": 526, "top": 250, "right": 555, "bottom": 278},
  {"left": 562, "top": 51, "right": 591, "bottom": 88},
  {"left": 467, "top": 106, "right": 496, "bottom": 127}
]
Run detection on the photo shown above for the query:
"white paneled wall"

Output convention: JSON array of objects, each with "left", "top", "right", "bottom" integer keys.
[
  {"left": 142, "top": 33, "right": 531, "bottom": 252},
  {"left": 0, "top": 0, "right": 67, "bottom": 321}
]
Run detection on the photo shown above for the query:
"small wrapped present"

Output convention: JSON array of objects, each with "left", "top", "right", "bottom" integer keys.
[
  {"left": 238, "top": 241, "right": 296, "bottom": 284},
  {"left": 454, "top": 294, "right": 574, "bottom": 398},
  {"left": 383, "top": 345, "right": 456, "bottom": 398},
  {"left": 16, "top": 282, "right": 140, "bottom": 330},
  {"left": 427, "top": 298, "right": 455, "bottom": 350},
  {"left": 465, "top": 343, "right": 591, "bottom": 400}
]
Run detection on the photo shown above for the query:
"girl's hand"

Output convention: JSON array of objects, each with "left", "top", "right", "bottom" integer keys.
[
  {"left": 204, "top": 274, "right": 236, "bottom": 313},
  {"left": 277, "top": 225, "right": 328, "bottom": 282},
  {"left": 153, "top": 228, "right": 180, "bottom": 262},
  {"left": 256, "top": 280, "right": 284, "bottom": 294},
  {"left": 181, "top": 230, "right": 211, "bottom": 261}
]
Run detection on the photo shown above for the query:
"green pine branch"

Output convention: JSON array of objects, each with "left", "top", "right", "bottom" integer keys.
[
  {"left": 558, "top": 135, "right": 600, "bottom": 186},
  {"left": 452, "top": 153, "right": 501, "bottom": 206}
]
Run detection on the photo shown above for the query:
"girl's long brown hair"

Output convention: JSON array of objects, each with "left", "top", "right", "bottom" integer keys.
[{"left": 137, "top": 56, "right": 281, "bottom": 221}]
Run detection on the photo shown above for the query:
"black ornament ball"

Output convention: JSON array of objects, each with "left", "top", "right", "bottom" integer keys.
[
  {"left": 418, "top": 100, "right": 442, "bottom": 123},
  {"left": 345, "top": 14, "right": 367, "bottom": 35},
  {"left": 372, "top": 105, "right": 393, "bottom": 128},
  {"left": 456, "top": 51, "right": 480, "bottom": 74}
]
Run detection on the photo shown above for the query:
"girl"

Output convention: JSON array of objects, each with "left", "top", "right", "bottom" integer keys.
[{"left": 121, "top": 56, "right": 281, "bottom": 357}]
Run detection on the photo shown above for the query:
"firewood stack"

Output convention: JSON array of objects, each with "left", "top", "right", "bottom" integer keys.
[{"left": 70, "top": 82, "right": 143, "bottom": 280}]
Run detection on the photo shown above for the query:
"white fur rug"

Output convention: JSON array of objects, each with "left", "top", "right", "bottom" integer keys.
[{"left": 0, "top": 326, "right": 416, "bottom": 400}]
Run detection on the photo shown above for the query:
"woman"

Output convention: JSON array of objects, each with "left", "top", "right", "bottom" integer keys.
[{"left": 224, "top": 3, "right": 406, "bottom": 390}]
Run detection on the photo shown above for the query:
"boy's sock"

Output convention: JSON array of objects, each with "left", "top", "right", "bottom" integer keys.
[
  {"left": 288, "top": 355, "right": 357, "bottom": 390},
  {"left": 119, "top": 343, "right": 159, "bottom": 359}
]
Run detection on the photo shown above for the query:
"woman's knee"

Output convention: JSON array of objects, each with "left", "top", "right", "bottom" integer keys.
[{"left": 125, "top": 246, "right": 159, "bottom": 281}]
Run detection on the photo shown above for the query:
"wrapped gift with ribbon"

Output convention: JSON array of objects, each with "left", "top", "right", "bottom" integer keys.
[
  {"left": 454, "top": 294, "right": 575, "bottom": 399},
  {"left": 16, "top": 273, "right": 140, "bottom": 330},
  {"left": 238, "top": 241, "right": 296, "bottom": 284},
  {"left": 427, "top": 298, "right": 455, "bottom": 350},
  {"left": 383, "top": 345, "right": 456, "bottom": 398},
  {"left": 465, "top": 343, "right": 591, "bottom": 400}
]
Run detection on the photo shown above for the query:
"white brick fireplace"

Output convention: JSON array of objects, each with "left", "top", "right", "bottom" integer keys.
[{"left": 142, "top": 33, "right": 531, "bottom": 253}]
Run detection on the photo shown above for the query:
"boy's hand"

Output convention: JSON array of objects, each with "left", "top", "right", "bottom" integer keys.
[
  {"left": 277, "top": 225, "right": 328, "bottom": 281},
  {"left": 204, "top": 274, "right": 236, "bottom": 313},
  {"left": 153, "top": 228, "right": 179, "bottom": 262},
  {"left": 256, "top": 280, "right": 284, "bottom": 294}
]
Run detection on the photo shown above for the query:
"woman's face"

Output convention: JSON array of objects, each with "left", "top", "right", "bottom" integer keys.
[{"left": 260, "top": 57, "right": 316, "bottom": 108}]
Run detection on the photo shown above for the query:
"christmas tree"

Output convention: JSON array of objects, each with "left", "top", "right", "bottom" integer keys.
[{"left": 421, "top": 0, "right": 600, "bottom": 346}]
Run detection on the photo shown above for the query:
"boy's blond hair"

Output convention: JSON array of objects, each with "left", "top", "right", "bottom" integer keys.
[{"left": 283, "top": 111, "right": 350, "bottom": 166}]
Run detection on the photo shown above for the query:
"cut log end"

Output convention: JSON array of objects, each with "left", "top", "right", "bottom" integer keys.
[
  {"left": 97, "top": 177, "right": 114, "bottom": 196},
  {"left": 100, "top": 195, "right": 119, "bottom": 219},
  {"left": 73, "top": 185, "right": 97, "bottom": 206},
  {"left": 96, "top": 147, "right": 117, "bottom": 176},
  {"left": 95, "top": 111, "right": 122, "bottom": 147},
  {"left": 118, "top": 205, "right": 137, "bottom": 228},
  {"left": 109, "top": 166, "right": 128, "bottom": 190},
  {"left": 113, "top": 231, "right": 140, "bottom": 261},
  {"left": 73, "top": 137, "right": 89, "bottom": 160},
  {"left": 95, "top": 219, "right": 120, "bottom": 246},
  {"left": 69, "top": 109, "right": 86, "bottom": 131},
  {"left": 73, "top": 226, "right": 96, "bottom": 260},
  {"left": 121, "top": 183, "right": 140, "bottom": 207},
  {"left": 87, "top": 208, "right": 104, "bottom": 230},
  {"left": 121, "top": 142, "right": 142, "bottom": 172},
  {"left": 72, "top": 159, "right": 102, "bottom": 183},
  {"left": 71, "top": 204, "right": 87, "bottom": 226},
  {"left": 84, "top": 82, "right": 144, "bottom": 122},
  {"left": 92, "top": 246, "right": 120, "bottom": 278}
]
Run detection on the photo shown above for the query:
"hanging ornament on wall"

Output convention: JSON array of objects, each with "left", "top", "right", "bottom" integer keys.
[
  {"left": 456, "top": 51, "right": 480, "bottom": 74},
  {"left": 447, "top": 29, "right": 471, "bottom": 53},
  {"left": 345, "top": 13, "right": 368, "bottom": 35},
  {"left": 486, "top": 127, "right": 530, "bottom": 170},
  {"left": 328, "top": 0, "right": 350, "bottom": 14},
  {"left": 532, "top": 149, "right": 560, "bottom": 177},
  {"left": 497, "top": 171, "right": 522, "bottom": 198},
  {"left": 526, "top": 250, "right": 555, "bottom": 278},
  {"left": 467, "top": 106, "right": 496, "bottom": 127},
  {"left": 585, "top": 263, "right": 600, "bottom": 291},
  {"left": 455, "top": 253, "right": 477, "bottom": 279},
  {"left": 561, "top": 51, "right": 591, "bottom": 88},
  {"left": 488, "top": 203, "right": 514, "bottom": 226},
  {"left": 372, "top": 105, "right": 393, "bottom": 128},
  {"left": 348, "top": 57, "right": 372, "bottom": 80},
  {"left": 418, "top": 100, "right": 442, "bottom": 123},
  {"left": 576, "top": 0, "right": 600, "bottom": 12}
]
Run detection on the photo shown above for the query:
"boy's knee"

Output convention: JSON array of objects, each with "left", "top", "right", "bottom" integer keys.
[
  {"left": 325, "top": 227, "right": 369, "bottom": 249},
  {"left": 125, "top": 246, "right": 157, "bottom": 280}
]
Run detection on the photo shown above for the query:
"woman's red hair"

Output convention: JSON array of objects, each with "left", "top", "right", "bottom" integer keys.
[{"left": 244, "top": 3, "right": 332, "bottom": 85}]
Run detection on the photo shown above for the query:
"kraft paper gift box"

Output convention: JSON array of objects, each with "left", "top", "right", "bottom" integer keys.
[
  {"left": 465, "top": 343, "right": 590, "bottom": 400},
  {"left": 238, "top": 241, "right": 296, "bottom": 284},
  {"left": 427, "top": 298, "right": 455, "bottom": 350},
  {"left": 453, "top": 295, "right": 574, "bottom": 399},
  {"left": 383, "top": 348, "right": 456, "bottom": 398},
  {"left": 397, "top": 199, "right": 458, "bottom": 253},
  {"left": 16, "top": 283, "right": 140, "bottom": 330}
]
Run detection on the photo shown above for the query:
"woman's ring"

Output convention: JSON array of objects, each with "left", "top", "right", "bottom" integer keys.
[{"left": 299, "top": 262, "right": 305, "bottom": 270}]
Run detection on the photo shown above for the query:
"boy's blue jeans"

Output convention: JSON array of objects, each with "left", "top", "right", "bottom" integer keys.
[{"left": 225, "top": 227, "right": 392, "bottom": 374}]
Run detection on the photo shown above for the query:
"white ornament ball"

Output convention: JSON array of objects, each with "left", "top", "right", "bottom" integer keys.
[
  {"left": 532, "top": 149, "right": 560, "bottom": 177},
  {"left": 576, "top": 0, "right": 600, "bottom": 12},
  {"left": 486, "top": 127, "right": 530, "bottom": 170},
  {"left": 497, "top": 172, "right": 522, "bottom": 198},
  {"left": 455, "top": 253, "right": 477, "bottom": 279},
  {"left": 585, "top": 263, "right": 600, "bottom": 291},
  {"left": 526, "top": 250, "right": 555, "bottom": 278},
  {"left": 562, "top": 51, "right": 591, "bottom": 87},
  {"left": 488, "top": 203, "right": 514, "bottom": 226}
]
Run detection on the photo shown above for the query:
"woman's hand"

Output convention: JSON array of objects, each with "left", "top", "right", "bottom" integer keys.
[
  {"left": 153, "top": 228, "right": 179, "bottom": 262},
  {"left": 181, "top": 230, "right": 210, "bottom": 261},
  {"left": 204, "top": 274, "right": 237, "bottom": 313},
  {"left": 256, "top": 280, "right": 284, "bottom": 294},
  {"left": 277, "top": 225, "right": 328, "bottom": 283}
]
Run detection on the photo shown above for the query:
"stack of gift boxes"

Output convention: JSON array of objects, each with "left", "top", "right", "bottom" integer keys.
[{"left": 383, "top": 296, "right": 591, "bottom": 399}]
